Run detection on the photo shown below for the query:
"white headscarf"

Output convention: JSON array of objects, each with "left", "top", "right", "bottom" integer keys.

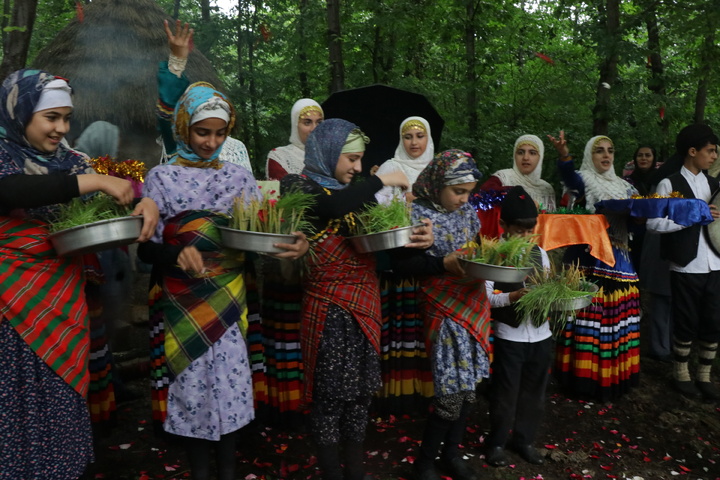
[
  {"left": 374, "top": 116, "right": 435, "bottom": 204},
  {"left": 288, "top": 98, "right": 324, "bottom": 148},
  {"left": 266, "top": 98, "right": 323, "bottom": 178},
  {"left": 577, "top": 135, "right": 636, "bottom": 212},
  {"left": 493, "top": 134, "right": 556, "bottom": 210}
]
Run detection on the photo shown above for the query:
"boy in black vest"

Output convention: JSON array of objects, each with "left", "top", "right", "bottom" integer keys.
[
  {"left": 484, "top": 186, "right": 551, "bottom": 467},
  {"left": 647, "top": 124, "right": 720, "bottom": 400}
]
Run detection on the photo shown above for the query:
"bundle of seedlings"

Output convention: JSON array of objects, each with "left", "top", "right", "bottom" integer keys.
[
  {"left": 350, "top": 198, "right": 413, "bottom": 236},
  {"left": 465, "top": 235, "right": 537, "bottom": 268},
  {"left": 49, "top": 193, "right": 132, "bottom": 233},
  {"left": 516, "top": 262, "right": 597, "bottom": 333},
  {"left": 230, "top": 189, "right": 314, "bottom": 235}
]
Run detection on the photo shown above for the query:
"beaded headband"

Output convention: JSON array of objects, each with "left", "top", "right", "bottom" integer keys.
[
  {"left": 516, "top": 141, "right": 540, "bottom": 152},
  {"left": 298, "top": 105, "right": 323, "bottom": 119},
  {"left": 401, "top": 120, "right": 427, "bottom": 135},
  {"left": 592, "top": 136, "right": 613, "bottom": 149}
]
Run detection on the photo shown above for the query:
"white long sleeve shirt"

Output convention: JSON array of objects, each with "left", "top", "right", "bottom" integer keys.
[{"left": 646, "top": 166, "right": 720, "bottom": 273}]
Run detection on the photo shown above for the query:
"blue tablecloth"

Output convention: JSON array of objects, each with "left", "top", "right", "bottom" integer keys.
[{"left": 595, "top": 198, "right": 713, "bottom": 227}]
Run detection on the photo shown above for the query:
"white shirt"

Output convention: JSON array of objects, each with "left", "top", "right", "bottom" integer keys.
[
  {"left": 646, "top": 166, "right": 720, "bottom": 273},
  {"left": 485, "top": 246, "right": 552, "bottom": 343}
]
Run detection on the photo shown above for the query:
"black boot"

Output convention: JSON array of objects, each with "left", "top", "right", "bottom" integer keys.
[
  {"left": 439, "top": 403, "right": 477, "bottom": 480},
  {"left": 343, "top": 440, "right": 369, "bottom": 480},
  {"left": 216, "top": 433, "right": 237, "bottom": 480},
  {"left": 317, "top": 443, "right": 343, "bottom": 480},
  {"left": 185, "top": 438, "right": 211, "bottom": 480},
  {"left": 413, "top": 413, "right": 452, "bottom": 480}
]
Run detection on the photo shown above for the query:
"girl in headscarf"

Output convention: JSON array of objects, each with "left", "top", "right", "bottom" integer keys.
[
  {"left": 138, "top": 82, "right": 308, "bottom": 480},
  {"left": 0, "top": 69, "right": 158, "bottom": 479},
  {"left": 374, "top": 116, "right": 436, "bottom": 413},
  {"left": 392, "top": 149, "right": 489, "bottom": 480},
  {"left": 479, "top": 134, "right": 556, "bottom": 237},
  {"left": 549, "top": 131, "right": 641, "bottom": 402},
  {"left": 280, "top": 118, "right": 432, "bottom": 480},
  {"left": 374, "top": 116, "right": 435, "bottom": 204},
  {"left": 266, "top": 98, "right": 324, "bottom": 180}
]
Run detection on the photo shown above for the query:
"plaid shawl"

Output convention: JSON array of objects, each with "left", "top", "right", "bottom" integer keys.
[
  {"left": 159, "top": 210, "right": 247, "bottom": 376},
  {"left": 301, "top": 234, "right": 380, "bottom": 403},
  {"left": 420, "top": 273, "right": 491, "bottom": 357},
  {"left": 0, "top": 217, "right": 89, "bottom": 395}
]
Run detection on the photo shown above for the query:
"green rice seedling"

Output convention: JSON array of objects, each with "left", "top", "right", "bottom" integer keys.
[
  {"left": 230, "top": 190, "right": 314, "bottom": 235},
  {"left": 517, "top": 262, "right": 597, "bottom": 335},
  {"left": 351, "top": 198, "right": 412, "bottom": 235},
  {"left": 49, "top": 193, "right": 132, "bottom": 233},
  {"left": 467, "top": 235, "right": 536, "bottom": 268}
]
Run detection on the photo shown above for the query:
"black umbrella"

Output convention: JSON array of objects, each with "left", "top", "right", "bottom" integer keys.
[{"left": 321, "top": 84, "right": 444, "bottom": 174}]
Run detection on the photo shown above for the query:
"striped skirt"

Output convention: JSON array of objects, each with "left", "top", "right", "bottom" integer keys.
[
  {"left": 555, "top": 245, "right": 641, "bottom": 401},
  {"left": 375, "top": 272, "right": 434, "bottom": 414}
]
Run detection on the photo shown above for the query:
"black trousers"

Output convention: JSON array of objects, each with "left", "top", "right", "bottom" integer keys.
[
  {"left": 486, "top": 337, "right": 552, "bottom": 447},
  {"left": 670, "top": 271, "right": 720, "bottom": 343}
]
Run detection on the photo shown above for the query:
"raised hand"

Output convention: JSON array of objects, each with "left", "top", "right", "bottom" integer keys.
[
  {"left": 547, "top": 130, "right": 570, "bottom": 158},
  {"left": 164, "top": 19, "right": 193, "bottom": 60}
]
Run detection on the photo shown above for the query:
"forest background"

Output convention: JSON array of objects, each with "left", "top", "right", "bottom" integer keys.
[{"left": 2, "top": 0, "right": 720, "bottom": 181}]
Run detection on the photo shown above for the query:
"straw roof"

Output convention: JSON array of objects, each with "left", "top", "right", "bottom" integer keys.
[{"left": 32, "top": 0, "right": 224, "bottom": 135}]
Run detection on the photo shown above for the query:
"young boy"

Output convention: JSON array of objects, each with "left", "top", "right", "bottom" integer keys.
[
  {"left": 647, "top": 124, "right": 720, "bottom": 400},
  {"left": 484, "top": 186, "right": 550, "bottom": 467}
]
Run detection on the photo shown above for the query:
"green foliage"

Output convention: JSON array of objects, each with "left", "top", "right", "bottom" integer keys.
[
  {"left": 230, "top": 189, "right": 314, "bottom": 234},
  {"left": 351, "top": 199, "right": 413, "bottom": 235},
  {"left": 50, "top": 194, "right": 132, "bottom": 233},
  {"left": 468, "top": 235, "right": 536, "bottom": 268}
]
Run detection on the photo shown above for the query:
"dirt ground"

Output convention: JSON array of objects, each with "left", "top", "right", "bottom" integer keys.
[
  {"left": 84, "top": 269, "right": 720, "bottom": 480},
  {"left": 85, "top": 338, "right": 720, "bottom": 480}
]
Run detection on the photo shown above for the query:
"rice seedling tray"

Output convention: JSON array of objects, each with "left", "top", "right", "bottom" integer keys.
[
  {"left": 347, "top": 223, "right": 422, "bottom": 253},
  {"left": 49, "top": 215, "right": 143, "bottom": 256},
  {"left": 218, "top": 226, "right": 297, "bottom": 254},
  {"left": 459, "top": 259, "right": 533, "bottom": 283}
]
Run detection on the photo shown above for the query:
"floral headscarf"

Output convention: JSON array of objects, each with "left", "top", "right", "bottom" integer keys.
[
  {"left": 0, "top": 69, "right": 86, "bottom": 179},
  {"left": 413, "top": 149, "right": 482, "bottom": 213},
  {"left": 167, "top": 82, "right": 236, "bottom": 167},
  {"left": 302, "top": 118, "right": 366, "bottom": 190}
]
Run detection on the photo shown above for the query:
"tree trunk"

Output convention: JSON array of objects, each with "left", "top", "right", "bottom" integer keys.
[
  {"left": 592, "top": 0, "right": 620, "bottom": 136},
  {"left": 236, "top": 0, "right": 249, "bottom": 144},
  {"left": 200, "top": 0, "right": 211, "bottom": 23},
  {"left": 173, "top": 0, "right": 181, "bottom": 19},
  {"left": 326, "top": 0, "right": 344, "bottom": 93},
  {"left": 298, "top": 0, "right": 309, "bottom": 96},
  {"left": 693, "top": 31, "right": 714, "bottom": 124},
  {"left": 645, "top": 4, "right": 670, "bottom": 159},
  {"left": 0, "top": 0, "right": 38, "bottom": 81},
  {"left": 249, "top": 0, "right": 262, "bottom": 158},
  {"left": 465, "top": 0, "right": 478, "bottom": 140},
  {"left": 1, "top": 0, "right": 10, "bottom": 47}
]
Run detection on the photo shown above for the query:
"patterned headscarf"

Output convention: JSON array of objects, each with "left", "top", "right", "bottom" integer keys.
[
  {"left": 413, "top": 149, "right": 482, "bottom": 212},
  {"left": 289, "top": 98, "right": 324, "bottom": 149},
  {"left": 0, "top": 69, "right": 85, "bottom": 179},
  {"left": 167, "top": 82, "right": 236, "bottom": 166},
  {"left": 302, "top": 118, "right": 366, "bottom": 190}
]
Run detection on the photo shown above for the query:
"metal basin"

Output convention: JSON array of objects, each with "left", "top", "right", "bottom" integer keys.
[
  {"left": 218, "top": 227, "right": 297, "bottom": 254},
  {"left": 347, "top": 224, "right": 422, "bottom": 253},
  {"left": 459, "top": 258, "right": 533, "bottom": 283},
  {"left": 550, "top": 283, "right": 599, "bottom": 311},
  {"left": 49, "top": 215, "right": 143, "bottom": 256}
]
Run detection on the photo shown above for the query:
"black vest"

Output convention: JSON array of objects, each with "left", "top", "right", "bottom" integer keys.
[
  {"left": 491, "top": 245, "right": 544, "bottom": 328},
  {"left": 659, "top": 172, "right": 719, "bottom": 267}
]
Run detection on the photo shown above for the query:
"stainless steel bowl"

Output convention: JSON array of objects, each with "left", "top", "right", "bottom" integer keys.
[
  {"left": 218, "top": 227, "right": 297, "bottom": 254},
  {"left": 460, "top": 258, "right": 533, "bottom": 283},
  {"left": 347, "top": 224, "right": 422, "bottom": 253},
  {"left": 551, "top": 284, "right": 599, "bottom": 311},
  {"left": 49, "top": 215, "right": 143, "bottom": 256}
]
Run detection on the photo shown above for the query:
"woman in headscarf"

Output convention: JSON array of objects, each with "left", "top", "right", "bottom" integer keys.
[
  {"left": 0, "top": 69, "right": 158, "bottom": 479},
  {"left": 374, "top": 116, "right": 435, "bottom": 204},
  {"left": 280, "top": 118, "right": 432, "bottom": 480},
  {"left": 549, "top": 131, "right": 641, "bottom": 402},
  {"left": 266, "top": 98, "right": 324, "bottom": 180},
  {"left": 138, "top": 81, "right": 308, "bottom": 480},
  {"left": 478, "top": 134, "right": 556, "bottom": 237},
  {"left": 392, "top": 150, "right": 489, "bottom": 480},
  {"left": 158, "top": 20, "right": 252, "bottom": 172},
  {"left": 623, "top": 145, "right": 659, "bottom": 197}
]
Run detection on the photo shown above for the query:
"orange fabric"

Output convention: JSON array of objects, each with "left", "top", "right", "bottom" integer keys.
[{"left": 534, "top": 214, "right": 615, "bottom": 267}]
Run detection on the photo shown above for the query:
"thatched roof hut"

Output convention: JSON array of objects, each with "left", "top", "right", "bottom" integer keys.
[{"left": 33, "top": 0, "right": 224, "bottom": 166}]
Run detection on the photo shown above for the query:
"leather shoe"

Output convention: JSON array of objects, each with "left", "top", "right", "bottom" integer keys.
[
  {"left": 696, "top": 381, "right": 720, "bottom": 401},
  {"left": 510, "top": 444, "right": 545, "bottom": 465},
  {"left": 648, "top": 353, "right": 673, "bottom": 363},
  {"left": 439, "top": 456, "right": 478, "bottom": 480},
  {"left": 674, "top": 380, "right": 701, "bottom": 398},
  {"left": 485, "top": 446, "right": 509, "bottom": 467}
]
